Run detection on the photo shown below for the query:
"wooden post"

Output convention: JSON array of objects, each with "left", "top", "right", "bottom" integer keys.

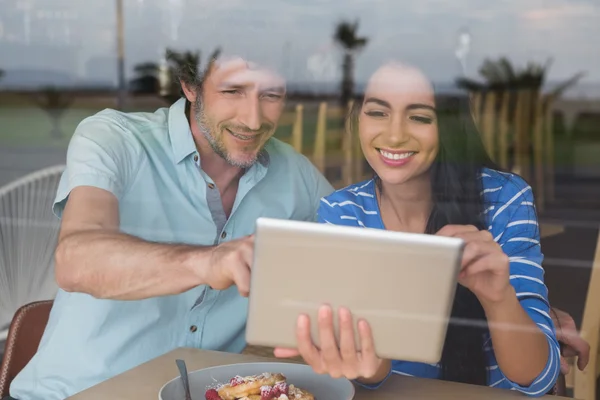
[
  {"left": 533, "top": 93, "right": 545, "bottom": 212},
  {"left": 291, "top": 104, "right": 303, "bottom": 153},
  {"left": 470, "top": 91, "right": 482, "bottom": 127},
  {"left": 342, "top": 100, "right": 354, "bottom": 186},
  {"left": 544, "top": 97, "right": 555, "bottom": 202},
  {"left": 498, "top": 92, "right": 510, "bottom": 170},
  {"left": 313, "top": 102, "right": 327, "bottom": 173},
  {"left": 513, "top": 90, "right": 531, "bottom": 180},
  {"left": 573, "top": 230, "right": 600, "bottom": 400},
  {"left": 482, "top": 92, "right": 497, "bottom": 161}
]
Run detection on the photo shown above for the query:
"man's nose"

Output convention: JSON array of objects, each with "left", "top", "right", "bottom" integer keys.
[{"left": 238, "top": 95, "right": 262, "bottom": 131}]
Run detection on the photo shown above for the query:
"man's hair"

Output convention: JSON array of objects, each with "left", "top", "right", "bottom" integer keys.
[{"left": 173, "top": 48, "right": 222, "bottom": 96}]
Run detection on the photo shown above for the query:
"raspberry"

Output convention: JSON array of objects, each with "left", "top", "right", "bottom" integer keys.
[
  {"left": 261, "top": 385, "right": 275, "bottom": 399},
  {"left": 272, "top": 381, "right": 288, "bottom": 397},
  {"left": 229, "top": 375, "right": 244, "bottom": 386},
  {"left": 205, "top": 388, "right": 221, "bottom": 400}
]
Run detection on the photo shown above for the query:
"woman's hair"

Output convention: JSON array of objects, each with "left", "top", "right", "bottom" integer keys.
[{"left": 346, "top": 66, "right": 503, "bottom": 386}]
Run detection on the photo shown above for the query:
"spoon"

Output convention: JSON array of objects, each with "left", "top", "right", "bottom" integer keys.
[{"left": 176, "top": 359, "right": 192, "bottom": 400}]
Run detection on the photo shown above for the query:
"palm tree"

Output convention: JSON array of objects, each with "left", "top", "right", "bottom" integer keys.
[{"left": 334, "top": 20, "right": 368, "bottom": 109}]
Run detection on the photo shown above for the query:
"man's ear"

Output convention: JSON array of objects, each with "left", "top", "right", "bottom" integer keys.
[{"left": 180, "top": 80, "right": 198, "bottom": 103}]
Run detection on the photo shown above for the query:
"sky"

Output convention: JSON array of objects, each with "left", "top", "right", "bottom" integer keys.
[{"left": 0, "top": 0, "right": 598, "bottom": 94}]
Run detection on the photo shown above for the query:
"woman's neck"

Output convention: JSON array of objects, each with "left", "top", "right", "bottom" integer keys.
[{"left": 377, "top": 173, "right": 433, "bottom": 233}]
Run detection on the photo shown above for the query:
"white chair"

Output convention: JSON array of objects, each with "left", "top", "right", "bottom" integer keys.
[{"left": 0, "top": 165, "right": 65, "bottom": 341}]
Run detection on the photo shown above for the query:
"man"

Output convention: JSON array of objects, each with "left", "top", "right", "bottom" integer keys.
[
  {"left": 8, "top": 55, "right": 334, "bottom": 399},
  {"left": 6, "top": 54, "right": 589, "bottom": 399}
]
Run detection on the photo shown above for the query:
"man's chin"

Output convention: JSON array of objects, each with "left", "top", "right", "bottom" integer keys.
[{"left": 225, "top": 152, "right": 260, "bottom": 169}]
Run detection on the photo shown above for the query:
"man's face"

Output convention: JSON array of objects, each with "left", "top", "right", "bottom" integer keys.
[{"left": 189, "top": 57, "right": 286, "bottom": 168}]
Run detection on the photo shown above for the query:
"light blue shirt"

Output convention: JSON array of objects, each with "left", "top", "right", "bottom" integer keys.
[{"left": 10, "top": 98, "right": 334, "bottom": 400}]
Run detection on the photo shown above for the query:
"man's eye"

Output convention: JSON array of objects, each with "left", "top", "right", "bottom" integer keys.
[
  {"left": 222, "top": 90, "right": 241, "bottom": 95},
  {"left": 263, "top": 93, "right": 282, "bottom": 100}
]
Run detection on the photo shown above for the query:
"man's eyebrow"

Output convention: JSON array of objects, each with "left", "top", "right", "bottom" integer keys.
[
  {"left": 364, "top": 97, "right": 391, "bottom": 108},
  {"left": 260, "top": 86, "right": 286, "bottom": 94},
  {"left": 218, "top": 82, "right": 249, "bottom": 90}
]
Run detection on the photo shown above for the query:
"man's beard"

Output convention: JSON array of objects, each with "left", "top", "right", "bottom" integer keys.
[{"left": 193, "top": 96, "right": 273, "bottom": 169}]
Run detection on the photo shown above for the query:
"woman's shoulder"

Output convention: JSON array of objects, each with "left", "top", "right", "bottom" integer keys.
[
  {"left": 480, "top": 167, "right": 532, "bottom": 202},
  {"left": 318, "top": 178, "right": 379, "bottom": 223},
  {"left": 321, "top": 178, "right": 377, "bottom": 203}
]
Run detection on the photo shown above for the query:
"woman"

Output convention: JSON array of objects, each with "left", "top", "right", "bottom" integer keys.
[{"left": 274, "top": 61, "right": 560, "bottom": 396}]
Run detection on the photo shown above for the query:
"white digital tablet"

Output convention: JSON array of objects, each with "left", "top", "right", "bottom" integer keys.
[{"left": 245, "top": 217, "right": 465, "bottom": 364}]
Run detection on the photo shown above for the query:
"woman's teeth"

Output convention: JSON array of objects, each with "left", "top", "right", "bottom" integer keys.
[{"left": 379, "top": 150, "right": 415, "bottom": 160}]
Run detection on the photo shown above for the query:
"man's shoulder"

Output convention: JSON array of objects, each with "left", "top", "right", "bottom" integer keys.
[
  {"left": 69, "top": 106, "right": 171, "bottom": 161},
  {"left": 80, "top": 105, "right": 168, "bottom": 134}
]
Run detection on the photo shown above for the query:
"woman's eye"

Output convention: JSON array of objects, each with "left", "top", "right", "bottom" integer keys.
[
  {"left": 410, "top": 115, "right": 433, "bottom": 124},
  {"left": 364, "top": 110, "right": 386, "bottom": 118}
]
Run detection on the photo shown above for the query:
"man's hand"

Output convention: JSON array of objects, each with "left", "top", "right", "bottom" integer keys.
[
  {"left": 202, "top": 235, "right": 255, "bottom": 297},
  {"left": 551, "top": 307, "right": 590, "bottom": 374}
]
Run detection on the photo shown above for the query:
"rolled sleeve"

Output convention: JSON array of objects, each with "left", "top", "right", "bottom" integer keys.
[
  {"left": 490, "top": 176, "right": 561, "bottom": 396},
  {"left": 53, "top": 111, "right": 142, "bottom": 218}
]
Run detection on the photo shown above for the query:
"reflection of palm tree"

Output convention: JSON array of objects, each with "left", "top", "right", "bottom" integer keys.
[
  {"left": 456, "top": 57, "right": 585, "bottom": 175},
  {"left": 29, "top": 87, "right": 75, "bottom": 139},
  {"left": 333, "top": 20, "right": 368, "bottom": 109},
  {"left": 130, "top": 47, "right": 221, "bottom": 104},
  {"left": 456, "top": 57, "right": 585, "bottom": 99}
]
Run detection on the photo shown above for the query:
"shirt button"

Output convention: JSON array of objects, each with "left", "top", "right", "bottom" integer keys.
[
  {"left": 221, "top": 231, "right": 227, "bottom": 239},
  {"left": 208, "top": 183, "right": 215, "bottom": 189},
  {"left": 193, "top": 154, "right": 199, "bottom": 162},
  {"left": 190, "top": 325, "right": 197, "bottom": 332}
]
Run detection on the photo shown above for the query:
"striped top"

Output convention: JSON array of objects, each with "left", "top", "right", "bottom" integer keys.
[{"left": 316, "top": 168, "right": 560, "bottom": 397}]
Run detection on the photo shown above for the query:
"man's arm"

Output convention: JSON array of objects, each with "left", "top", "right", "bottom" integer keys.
[
  {"left": 550, "top": 307, "right": 590, "bottom": 374},
  {"left": 55, "top": 186, "right": 211, "bottom": 300}
]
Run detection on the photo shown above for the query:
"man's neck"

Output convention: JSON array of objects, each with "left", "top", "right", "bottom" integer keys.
[
  {"left": 197, "top": 141, "right": 244, "bottom": 189},
  {"left": 186, "top": 101, "right": 244, "bottom": 192}
]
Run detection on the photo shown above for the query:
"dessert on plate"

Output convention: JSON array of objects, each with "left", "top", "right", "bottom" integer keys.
[{"left": 204, "top": 372, "right": 315, "bottom": 400}]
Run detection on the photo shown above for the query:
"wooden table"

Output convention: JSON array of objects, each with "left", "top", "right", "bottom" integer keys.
[
  {"left": 540, "top": 223, "right": 565, "bottom": 239},
  {"left": 68, "top": 347, "right": 566, "bottom": 400}
]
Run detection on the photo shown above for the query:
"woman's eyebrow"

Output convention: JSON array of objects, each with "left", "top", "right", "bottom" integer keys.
[
  {"left": 406, "top": 103, "right": 436, "bottom": 112},
  {"left": 364, "top": 97, "right": 391, "bottom": 108}
]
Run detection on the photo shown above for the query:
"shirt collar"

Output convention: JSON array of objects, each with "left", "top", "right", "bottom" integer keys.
[{"left": 168, "top": 97, "right": 197, "bottom": 164}]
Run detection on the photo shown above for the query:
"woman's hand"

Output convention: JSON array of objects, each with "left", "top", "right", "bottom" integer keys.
[
  {"left": 273, "top": 305, "right": 391, "bottom": 383},
  {"left": 436, "top": 224, "right": 512, "bottom": 307}
]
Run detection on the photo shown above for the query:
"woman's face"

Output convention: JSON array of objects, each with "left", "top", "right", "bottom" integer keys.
[{"left": 358, "top": 63, "right": 439, "bottom": 186}]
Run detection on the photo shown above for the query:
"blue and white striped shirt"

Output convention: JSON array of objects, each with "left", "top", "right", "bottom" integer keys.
[{"left": 316, "top": 168, "right": 560, "bottom": 397}]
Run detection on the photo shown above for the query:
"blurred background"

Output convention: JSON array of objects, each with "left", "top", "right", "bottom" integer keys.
[{"left": 0, "top": 0, "right": 599, "bottom": 397}]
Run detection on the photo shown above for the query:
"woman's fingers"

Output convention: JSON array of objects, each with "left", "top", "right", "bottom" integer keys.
[
  {"left": 318, "top": 305, "right": 343, "bottom": 378},
  {"left": 338, "top": 307, "right": 359, "bottom": 378},
  {"left": 273, "top": 347, "right": 300, "bottom": 358},
  {"left": 295, "top": 314, "right": 323, "bottom": 372},
  {"left": 358, "top": 319, "right": 377, "bottom": 360}
]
